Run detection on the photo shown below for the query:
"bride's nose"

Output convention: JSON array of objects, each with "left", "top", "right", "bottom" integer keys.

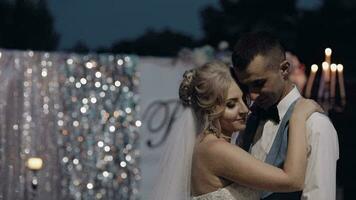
[{"left": 239, "top": 100, "right": 249, "bottom": 115}]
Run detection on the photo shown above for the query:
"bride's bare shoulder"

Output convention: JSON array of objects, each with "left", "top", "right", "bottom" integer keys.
[{"left": 194, "top": 134, "right": 233, "bottom": 158}]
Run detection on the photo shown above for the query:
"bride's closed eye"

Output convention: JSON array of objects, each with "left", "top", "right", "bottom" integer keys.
[{"left": 226, "top": 101, "right": 236, "bottom": 109}]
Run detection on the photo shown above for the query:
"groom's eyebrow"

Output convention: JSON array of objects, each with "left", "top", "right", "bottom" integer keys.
[
  {"left": 251, "top": 79, "right": 266, "bottom": 86},
  {"left": 252, "top": 78, "right": 266, "bottom": 83},
  {"left": 244, "top": 77, "right": 264, "bottom": 85}
]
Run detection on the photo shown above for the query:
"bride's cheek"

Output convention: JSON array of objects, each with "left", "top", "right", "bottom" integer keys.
[{"left": 225, "top": 111, "right": 236, "bottom": 120}]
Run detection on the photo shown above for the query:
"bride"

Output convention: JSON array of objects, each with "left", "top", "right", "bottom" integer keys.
[{"left": 150, "top": 61, "right": 322, "bottom": 200}]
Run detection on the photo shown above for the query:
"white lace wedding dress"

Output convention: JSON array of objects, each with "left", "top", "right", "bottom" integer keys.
[
  {"left": 192, "top": 184, "right": 260, "bottom": 200},
  {"left": 150, "top": 108, "right": 261, "bottom": 200}
]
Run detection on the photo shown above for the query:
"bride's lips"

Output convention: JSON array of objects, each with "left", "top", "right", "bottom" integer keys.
[{"left": 234, "top": 118, "right": 246, "bottom": 123}]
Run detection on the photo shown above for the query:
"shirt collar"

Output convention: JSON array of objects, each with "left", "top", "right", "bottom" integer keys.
[{"left": 276, "top": 86, "right": 301, "bottom": 120}]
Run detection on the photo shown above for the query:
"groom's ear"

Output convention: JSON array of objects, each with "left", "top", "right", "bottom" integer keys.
[{"left": 279, "top": 60, "right": 290, "bottom": 80}]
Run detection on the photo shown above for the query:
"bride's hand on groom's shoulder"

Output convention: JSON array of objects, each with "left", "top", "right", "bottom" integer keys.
[{"left": 292, "top": 99, "right": 324, "bottom": 121}]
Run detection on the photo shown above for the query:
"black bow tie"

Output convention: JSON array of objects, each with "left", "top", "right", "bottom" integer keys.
[
  {"left": 251, "top": 105, "right": 280, "bottom": 124},
  {"left": 240, "top": 104, "right": 280, "bottom": 151},
  {"left": 260, "top": 106, "right": 280, "bottom": 124}
]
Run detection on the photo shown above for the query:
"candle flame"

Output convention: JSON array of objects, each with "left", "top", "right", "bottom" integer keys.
[
  {"left": 337, "top": 64, "right": 343, "bottom": 72},
  {"left": 311, "top": 64, "right": 318, "bottom": 72},
  {"left": 330, "top": 64, "right": 337, "bottom": 72},
  {"left": 325, "top": 48, "right": 332, "bottom": 56},
  {"left": 322, "top": 62, "right": 329, "bottom": 70}
]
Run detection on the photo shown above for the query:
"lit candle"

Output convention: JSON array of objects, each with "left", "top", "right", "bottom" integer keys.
[
  {"left": 325, "top": 48, "right": 332, "bottom": 64},
  {"left": 337, "top": 64, "right": 346, "bottom": 100},
  {"left": 317, "top": 69, "right": 325, "bottom": 100},
  {"left": 330, "top": 64, "right": 337, "bottom": 98},
  {"left": 305, "top": 64, "right": 318, "bottom": 98},
  {"left": 322, "top": 61, "right": 330, "bottom": 82},
  {"left": 27, "top": 157, "right": 43, "bottom": 171}
]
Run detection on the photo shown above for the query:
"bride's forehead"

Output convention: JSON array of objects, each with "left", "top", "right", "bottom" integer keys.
[{"left": 227, "top": 83, "right": 243, "bottom": 98}]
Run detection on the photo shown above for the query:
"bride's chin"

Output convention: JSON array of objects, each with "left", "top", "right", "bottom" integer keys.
[{"left": 234, "top": 124, "right": 246, "bottom": 132}]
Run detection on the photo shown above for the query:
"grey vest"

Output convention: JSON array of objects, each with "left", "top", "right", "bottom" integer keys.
[{"left": 240, "top": 99, "right": 302, "bottom": 199}]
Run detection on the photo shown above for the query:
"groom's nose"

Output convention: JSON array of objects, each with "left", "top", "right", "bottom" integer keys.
[{"left": 250, "top": 92, "right": 259, "bottom": 101}]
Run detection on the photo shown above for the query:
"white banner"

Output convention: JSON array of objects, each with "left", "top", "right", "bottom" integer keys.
[{"left": 137, "top": 57, "right": 195, "bottom": 198}]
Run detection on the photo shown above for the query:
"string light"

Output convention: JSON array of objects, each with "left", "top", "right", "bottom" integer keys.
[{"left": 0, "top": 50, "right": 140, "bottom": 199}]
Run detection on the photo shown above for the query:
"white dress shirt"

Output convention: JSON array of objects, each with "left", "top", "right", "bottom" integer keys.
[
  {"left": 250, "top": 86, "right": 339, "bottom": 200},
  {"left": 231, "top": 132, "right": 240, "bottom": 145}
]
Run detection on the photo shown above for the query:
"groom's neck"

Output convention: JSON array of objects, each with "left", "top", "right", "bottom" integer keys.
[{"left": 278, "top": 81, "right": 294, "bottom": 103}]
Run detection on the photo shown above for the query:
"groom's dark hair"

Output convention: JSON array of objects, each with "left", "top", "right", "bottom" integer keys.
[{"left": 232, "top": 31, "right": 285, "bottom": 71}]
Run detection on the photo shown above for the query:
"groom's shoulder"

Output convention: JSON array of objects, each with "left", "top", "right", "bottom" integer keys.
[
  {"left": 306, "top": 112, "right": 339, "bottom": 159},
  {"left": 307, "top": 112, "right": 333, "bottom": 125}
]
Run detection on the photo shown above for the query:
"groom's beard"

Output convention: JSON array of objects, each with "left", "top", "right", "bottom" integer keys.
[{"left": 254, "top": 94, "right": 276, "bottom": 110}]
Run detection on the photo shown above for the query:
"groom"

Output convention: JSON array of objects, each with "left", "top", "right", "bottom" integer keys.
[{"left": 231, "top": 32, "right": 339, "bottom": 200}]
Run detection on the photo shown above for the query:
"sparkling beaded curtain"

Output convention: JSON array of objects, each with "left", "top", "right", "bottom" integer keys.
[{"left": 0, "top": 49, "right": 141, "bottom": 200}]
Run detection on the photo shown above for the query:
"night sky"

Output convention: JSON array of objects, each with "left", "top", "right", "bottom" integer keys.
[
  {"left": 48, "top": 0, "right": 320, "bottom": 50},
  {"left": 48, "top": 0, "right": 217, "bottom": 49}
]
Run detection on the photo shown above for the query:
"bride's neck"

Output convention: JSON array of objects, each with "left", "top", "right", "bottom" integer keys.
[
  {"left": 197, "top": 132, "right": 231, "bottom": 143},
  {"left": 220, "top": 134, "right": 231, "bottom": 142},
  {"left": 220, "top": 129, "right": 233, "bottom": 142}
]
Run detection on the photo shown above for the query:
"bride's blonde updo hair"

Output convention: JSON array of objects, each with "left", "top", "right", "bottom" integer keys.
[{"left": 179, "top": 61, "right": 234, "bottom": 138}]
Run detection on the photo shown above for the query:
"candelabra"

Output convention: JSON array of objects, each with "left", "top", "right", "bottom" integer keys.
[{"left": 305, "top": 48, "right": 346, "bottom": 113}]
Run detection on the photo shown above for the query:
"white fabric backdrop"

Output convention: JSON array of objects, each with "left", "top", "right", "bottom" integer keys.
[{"left": 137, "top": 57, "right": 195, "bottom": 198}]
